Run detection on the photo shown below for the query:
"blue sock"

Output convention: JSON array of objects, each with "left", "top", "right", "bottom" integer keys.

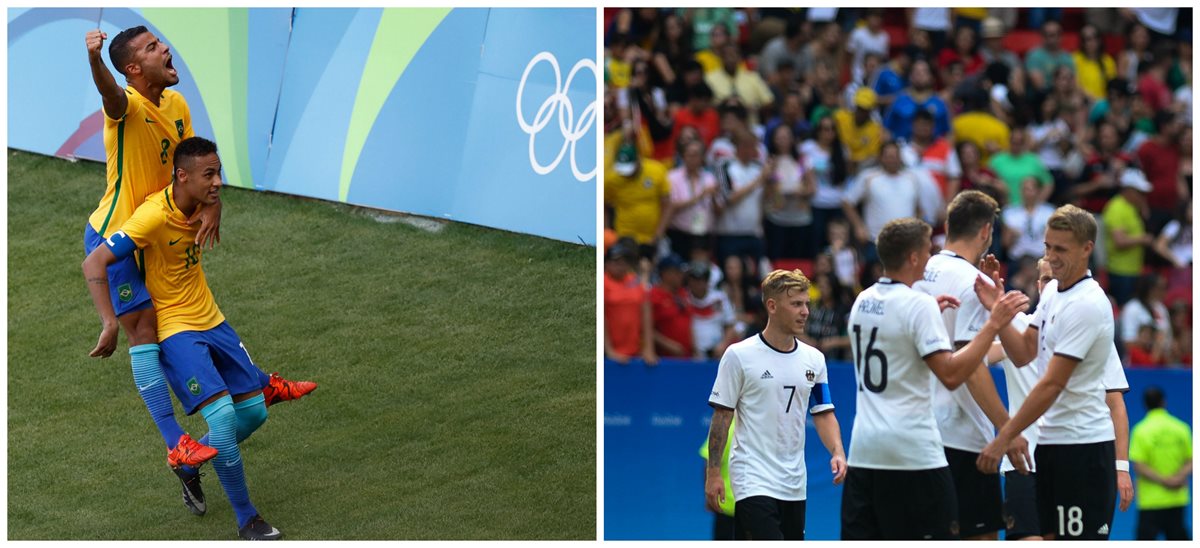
[
  {"left": 201, "top": 396, "right": 258, "bottom": 528},
  {"left": 130, "top": 344, "right": 186, "bottom": 449},
  {"left": 198, "top": 393, "right": 268, "bottom": 446},
  {"left": 233, "top": 394, "right": 268, "bottom": 442}
]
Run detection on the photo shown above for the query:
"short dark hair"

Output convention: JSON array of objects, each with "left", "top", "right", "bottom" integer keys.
[
  {"left": 985, "top": 62, "right": 1010, "bottom": 87},
  {"left": 876, "top": 218, "right": 931, "bottom": 273},
  {"left": 1134, "top": 272, "right": 1164, "bottom": 306},
  {"left": 946, "top": 190, "right": 1000, "bottom": 241},
  {"left": 913, "top": 108, "right": 935, "bottom": 124},
  {"left": 1154, "top": 109, "right": 1179, "bottom": 134},
  {"left": 718, "top": 99, "right": 747, "bottom": 120},
  {"left": 1143, "top": 386, "right": 1165, "bottom": 410},
  {"left": 1107, "top": 77, "right": 1133, "bottom": 97},
  {"left": 109, "top": 26, "right": 149, "bottom": 77},
  {"left": 784, "top": 17, "right": 803, "bottom": 40},
  {"left": 173, "top": 136, "right": 218, "bottom": 173},
  {"left": 686, "top": 82, "right": 714, "bottom": 102}
]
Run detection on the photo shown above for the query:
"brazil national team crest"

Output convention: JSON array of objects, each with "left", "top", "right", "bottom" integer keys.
[
  {"left": 806, "top": 369, "right": 815, "bottom": 382},
  {"left": 117, "top": 283, "right": 133, "bottom": 303},
  {"left": 187, "top": 377, "right": 201, "bottom": 395},
  {"left": 175, "top": 119, "right": 184, "bottom": 138}
]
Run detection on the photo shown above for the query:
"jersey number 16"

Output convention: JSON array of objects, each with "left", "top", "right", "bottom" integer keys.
[{"left": 852, "top": 324, "right": 888, "bottom": 393}]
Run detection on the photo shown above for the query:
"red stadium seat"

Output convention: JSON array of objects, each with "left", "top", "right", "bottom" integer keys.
[
  {"left": 1093, "top": 268, "right": 1110, "bottom": 293},
  {"left": 1002, "top": 30, "right": 1043, "bottom": 58},
  {"left": 1104, "top": 35, "right": 1125, "bottom": 59},
  {"left": 885, "top": 25, "right": 909, "bottom": 50},
  {"left": 1165, "top": 285, "right": 1193, "bottom": 307},
  {"left": 1062, "top": 8, "right": 1086, "bottom": 32},
  {"left": 1060, "top": 32, "right": 1080, "bottom": 53},
  {"left": 772, "top": 258, "right": 815, "bottom": 277}
]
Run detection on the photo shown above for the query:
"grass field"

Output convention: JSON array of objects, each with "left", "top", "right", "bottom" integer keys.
[{"left": 7, "top": 149, "right": 596, "bottom": 540}]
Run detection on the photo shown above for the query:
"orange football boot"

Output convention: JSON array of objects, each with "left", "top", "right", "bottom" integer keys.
[
  {"left": 166, "top": 434, "right": 218, "bottom": 469},
  {"left": 262, "top": 372, "right": 318, "bottom": 407}
]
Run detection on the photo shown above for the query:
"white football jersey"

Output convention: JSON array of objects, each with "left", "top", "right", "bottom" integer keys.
[
  {"left": 1030, "top": 275, "right": 1117, "bottom": 445},
  {"left": 1000, "top": 312, "right": 1043, "bottom": 473},
  {"left": 1036, "top": 280, "right": 1130, "bottom": 394},
  {"left": 708, "top": 334, "right": 834, "bottom": 501},
  {"left": 847, "top": 279, "right": 954, "bottom": 470},
  {"left": 913, "top": 250, "right": 996, "bottom": 452}
]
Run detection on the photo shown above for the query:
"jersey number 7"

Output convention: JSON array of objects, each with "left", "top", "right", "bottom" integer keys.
[{"left": 852, "top": 324, "right": 888, "bottom": 393}]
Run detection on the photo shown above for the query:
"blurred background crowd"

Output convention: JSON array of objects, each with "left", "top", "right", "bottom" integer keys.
[{"left": 603, "top": 7, "right": 1193, "bottom": 369}]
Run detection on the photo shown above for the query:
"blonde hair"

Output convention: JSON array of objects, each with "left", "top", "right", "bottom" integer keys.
[
  {"left": 1045, "top": 204, "right": 1097, "bottom": 245},
  {"left": 761, "top": 269, "right": 811, "bottom": 303}
]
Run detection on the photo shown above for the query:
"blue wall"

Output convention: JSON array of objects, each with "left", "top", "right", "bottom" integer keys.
[
  {"left": 605, "top": 359, "right": 1193, "bottom": 540},
  {"left": 8, "top": 8, "right": 596, "bottom": 244}
]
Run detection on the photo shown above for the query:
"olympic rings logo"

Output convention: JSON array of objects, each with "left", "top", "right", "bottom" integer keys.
[{"left": 516, "top": 52, "right": 597, "bottom": 182}]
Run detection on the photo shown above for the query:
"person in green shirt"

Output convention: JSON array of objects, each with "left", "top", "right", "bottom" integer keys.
[
  {"left": 700, "top": 418, "right": 737, "bottom": 539},
  {"left": 1024, "top": 20, "right": 1075, "bottom": 91},
  {"left": 987, "top": 128, "right": 1053, "bottom": 207},
  {"left": 1101, "top": 169, "right": 1153, "bottom": 306},
  {"left": 1130, "top": 386, "right": 1192, "bottom": 540}
]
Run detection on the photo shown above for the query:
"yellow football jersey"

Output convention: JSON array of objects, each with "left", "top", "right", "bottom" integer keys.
[
  {"left": 116, "top": 187, "right": 223, "bottom": 341},
  {"left": 89, "top": 86, "right": 194, "bottom": 238}
]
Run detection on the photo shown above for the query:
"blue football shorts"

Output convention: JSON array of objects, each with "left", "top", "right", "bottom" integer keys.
[
  {"left": 159, "top": 321, "right": 265, "bottom": 415},
  {"left": 83, "top": 223, "right": 152, "bottom": 316}
]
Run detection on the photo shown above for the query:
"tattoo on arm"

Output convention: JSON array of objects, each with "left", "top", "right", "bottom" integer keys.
[
  {"left": 708, "top": 409, "right": 733, "bottom": 470},
  {"left": 86, "top": 277, "right": 107, "bottom": 285}
]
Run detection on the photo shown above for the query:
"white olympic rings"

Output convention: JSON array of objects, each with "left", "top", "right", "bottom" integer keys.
[{"left": 516, "top": 51, "right": 597, "bottom": 182}]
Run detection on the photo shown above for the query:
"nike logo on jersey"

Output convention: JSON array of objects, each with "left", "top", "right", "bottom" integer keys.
[
  {"left": 168, "top": 237, "right": 183, "bottom": 246},
  {"left": 145, "top": 118, "right": 156, "bottom": 124},
  {"left": 761, "top": 370, "right": 773, "bottom": 379}
]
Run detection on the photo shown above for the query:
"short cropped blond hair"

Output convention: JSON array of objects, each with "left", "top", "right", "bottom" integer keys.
[
  {"left": 1045, "top": 204, "right": 1097, "bottom": 245},
  {"left": 761, "top": 269, "right": 811, "bottom": 303}
]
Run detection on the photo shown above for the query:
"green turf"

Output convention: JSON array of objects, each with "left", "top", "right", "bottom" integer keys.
[{"left": 7, "top": 149, "right": 597, "bottom": 540}]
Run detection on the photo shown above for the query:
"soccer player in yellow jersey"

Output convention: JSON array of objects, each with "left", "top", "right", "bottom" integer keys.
[
  {"left": 84, "top": 138, "right": 287, "bottom": 540},
  {"left": 82, "top": 26, "right": 314, "bottom": 521}
]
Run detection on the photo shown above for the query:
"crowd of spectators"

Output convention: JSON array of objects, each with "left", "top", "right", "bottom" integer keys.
[{"left": 603, "top": 7, "right": 1192, "bottom": 368}]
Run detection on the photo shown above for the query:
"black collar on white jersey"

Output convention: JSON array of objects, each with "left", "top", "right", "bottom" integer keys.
[
  {"left": 1056, "top": 270, "right": 1093, "bottom": 293},
  {"left": 877, "top": 277, "right": 902, "bottom": 285},
  {"left": 757, "top": 332, "right": 799, "bottom": 354},
  {"left": 938, "top": 249, "right": 973, "bottom": 265}
]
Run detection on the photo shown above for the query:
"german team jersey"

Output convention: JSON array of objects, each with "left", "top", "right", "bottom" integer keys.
[
  {"left": 847, "top": 279, "right": 954, "bottom": 470},
  {"left": 709, "top": 334, "right": 834, "bottom": 501},
  {"left": 1000, "top": 279, "right": 1129, "bottom": 472},
  {"left": 1000, "top": 311, "right": 1043, "bottom": 473},
  {"left": 913, "top": 250, "right": 996, "bottom": 453},
  {"left": 108, "top": 187, "right": 223, "bottom": 341},
  {"left": 1030, "top": 275, "right": 1116, "bottom": 445},
  {"left": 88, "top": 86, "right": 194, "bottom": 238}
]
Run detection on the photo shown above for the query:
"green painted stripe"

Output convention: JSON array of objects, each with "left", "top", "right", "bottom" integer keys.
[
  {"left": 227, "top": 9, "right": 251, "bottom": 191},
  {"left": 144, "top": 8, "right": 251, "bottom": 189},
  {"left": 98, "top": 118, "right": 126, "bottom": 235},
  {"left": 338, "top": 8, "right": 451, "bottom": 202},
  {"left": 164, "top": 187, "right": 175, "bottom": 211}
]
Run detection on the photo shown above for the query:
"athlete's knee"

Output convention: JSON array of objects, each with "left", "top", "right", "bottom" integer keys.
[
  {"left": 200, "top": 396, "right": 238, "bottom": 440},
  {"left": 233, "top": 394, "right": 268, "bottom": 442}
]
